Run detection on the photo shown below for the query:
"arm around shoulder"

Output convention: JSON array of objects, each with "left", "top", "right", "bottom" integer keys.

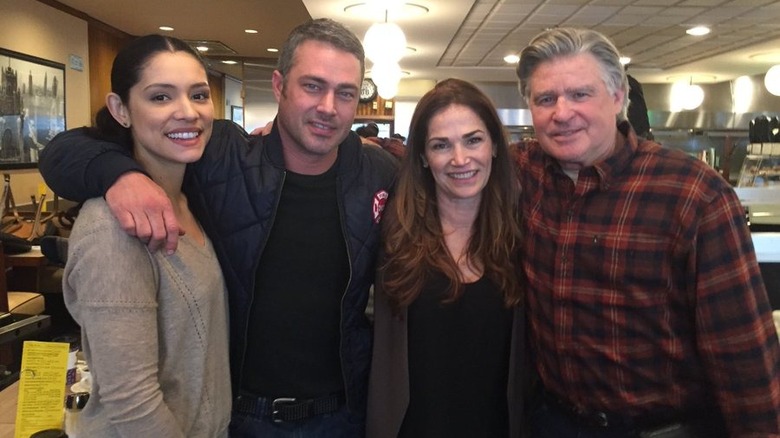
[{"left": 39, "top": 127, "right": 142, "bottom": 201}]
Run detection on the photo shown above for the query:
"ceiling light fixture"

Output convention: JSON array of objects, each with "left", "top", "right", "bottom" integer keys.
[
  {"left": 371, "top": 59, "right": 403, "bottom": 99},
  {"left": 670, "top": 78, "right": 704, "bottom": 111},
  {"left": 196, "top": 46, "right": 209, "bottom": 52},
  {"left": 159, "top": 26, "right": 174, "bottom": 32},
  {"left": 619, "top": 56, "right": 631, "bottom": 65},
  {"left": 749, "top": 51, "right": 780, "bottom": 63},
  {"left": 764, "top": 65, "right": 780, "bottom": 96},
  {"left": 245, "top": 29, "right": 258, "bottom": 34},
  {"left": 344, "top": 2, "right": 429, "bottom": 20},
  {"left": 504, "top": 54, "right": 520, "bottom": 64},
  {"left": 686, "top": 26, "right": 710, "bottom": 36},
  {"left": 362, "top": 8, "right": 409, "bottom": 99},
  {"left": 364, "top": 20, "right": 406, "bottom": 63},
  {"left": 221, "top": 60, "right": 238, "bottom": 65},
  {"left": 733, "top": 76, "right": 753, "bottom": 113},
  {"left": 267, "top": 48, "right": 279, "bottom": 53}
]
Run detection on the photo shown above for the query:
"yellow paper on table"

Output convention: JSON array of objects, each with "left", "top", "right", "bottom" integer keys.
[{"left": 14, "top": 341, "right": 69, "bottom": 438}]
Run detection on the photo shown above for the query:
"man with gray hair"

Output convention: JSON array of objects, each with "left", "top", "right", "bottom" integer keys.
[{"left": 515, "top": 27, "right": 780, "bottom": 437}]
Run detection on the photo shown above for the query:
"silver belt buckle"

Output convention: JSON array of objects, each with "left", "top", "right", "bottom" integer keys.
[{"left": 271, "top": 397, "right": 297, "bottom": 423}]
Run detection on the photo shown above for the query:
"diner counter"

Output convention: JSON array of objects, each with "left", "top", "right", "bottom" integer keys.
[{"left": 753, "top": 232, "right": 780, "bottom": 263}]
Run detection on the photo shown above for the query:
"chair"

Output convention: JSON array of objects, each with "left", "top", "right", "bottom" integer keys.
[{"left": 0, "top": 242, "right": 45, "bottom": 315}]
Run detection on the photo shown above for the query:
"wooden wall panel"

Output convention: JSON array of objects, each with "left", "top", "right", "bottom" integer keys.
[
  {"left": 209, "top": 71, "right": 225, "bottom": 120},
  {"left": 87, "top": 26, "right": 132, "bottom": 124}
]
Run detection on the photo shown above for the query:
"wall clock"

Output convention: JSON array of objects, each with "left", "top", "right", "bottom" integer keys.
[{"left": 360, "top": 78, "right": 378, "bottom": 102}]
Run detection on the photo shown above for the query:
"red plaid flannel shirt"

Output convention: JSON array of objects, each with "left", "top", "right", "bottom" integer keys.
[{"left": 518, "top": 122, "right": 780, "bottom": 436}]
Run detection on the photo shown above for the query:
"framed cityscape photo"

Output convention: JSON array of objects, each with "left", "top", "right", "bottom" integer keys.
[{"left": 0, "top": 48, "right": 66, "bottom": 169}]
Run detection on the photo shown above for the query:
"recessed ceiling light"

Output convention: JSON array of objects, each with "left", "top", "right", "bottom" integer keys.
[
  {"left": 504, "top": 54, "right": 520, "bottom": 64},
  {"left": 159, "top": 26, "right": 174, "bottom": 32},
  {"left": 619, "top": 56, "right": 631, "bottom": 65},
  {"left": 196, "top": 46, "right": 209, "bottom": 52},
  {"left": 686, "top": 26, "right": 710, "bottom": 36},
  {"left": 221, "top": 60, "right": 238, "bottom": 65},
  {"left": 267, "top": 48, "right": 279, "bottom": 53},
  {"left": 245, "top": 29, "right": 258, "bottom": 34}
]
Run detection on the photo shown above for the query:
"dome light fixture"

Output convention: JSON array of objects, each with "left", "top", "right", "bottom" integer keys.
[
  {"left": 670, "top": 78, "right": 704, "bottom": 111},
  {"left": 363, "top": 21, "right": 407, "bottom": 63},
  {"left": 370, "top": 59, "right": 403, "bottom": 99},
  {"left": 764, "top": 65, "right": 780, "bottom": 96},
  {"left": 503, "top": 54, "right": 520, "bottom": 64}
]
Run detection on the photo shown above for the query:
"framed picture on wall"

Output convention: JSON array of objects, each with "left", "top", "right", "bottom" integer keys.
[
  {"left": 231, "top": 105, "right": 244, "bottom": 128},
  {"left": 0, "top": 48, "right": 66, "bottom": 169}
]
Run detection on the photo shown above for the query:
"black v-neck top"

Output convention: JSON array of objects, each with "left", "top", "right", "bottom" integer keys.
[{"left": 399, "top": 273, "right": 513, "bottom": 437}]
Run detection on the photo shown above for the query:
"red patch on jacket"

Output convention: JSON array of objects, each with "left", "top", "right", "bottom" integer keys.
[{"left": 372, "top": 190, "right": 389, "bottom": 224}]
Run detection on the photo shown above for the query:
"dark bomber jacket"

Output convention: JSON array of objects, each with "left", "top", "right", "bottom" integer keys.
[{"left": 39, "top": 119, "right": 399, "bottom": 417}]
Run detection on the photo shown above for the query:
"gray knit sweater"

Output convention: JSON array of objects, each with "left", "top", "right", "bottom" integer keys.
[{"left": 63, "top": 198, "right": 231, "bottom": 438}]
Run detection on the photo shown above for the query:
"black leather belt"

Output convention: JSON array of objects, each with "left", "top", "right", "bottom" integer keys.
[
  {"left": 541, "top": 389, "right": 614, "bottom": 428},
  {"left": 540, "top": 389, "right": 698, "bottom": 435},
  {"left": 234, "top": 392, "right": 345, "bottom": 423}
]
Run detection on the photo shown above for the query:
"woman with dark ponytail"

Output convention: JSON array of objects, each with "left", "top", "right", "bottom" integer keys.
[{"left": 62, "top": 34, "right": 231, "bottom": 437}]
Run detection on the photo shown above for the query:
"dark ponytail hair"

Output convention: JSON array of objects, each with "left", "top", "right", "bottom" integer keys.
[{"left": 91, "top": 34, "right": 207, "bottom": 147}]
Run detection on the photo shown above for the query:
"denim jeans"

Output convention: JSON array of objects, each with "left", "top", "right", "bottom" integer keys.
[{"left": 228, "top": 404, "right": 364, "bottom": 438}]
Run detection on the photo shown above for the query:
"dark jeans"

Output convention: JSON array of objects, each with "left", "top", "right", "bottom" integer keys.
[{"left": 228, "top": 404, "right": 364, "bottom": 438}]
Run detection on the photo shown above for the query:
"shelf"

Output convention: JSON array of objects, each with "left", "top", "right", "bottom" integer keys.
[{"left": 355, "top": 115, "right": 394, "bottom": 121}]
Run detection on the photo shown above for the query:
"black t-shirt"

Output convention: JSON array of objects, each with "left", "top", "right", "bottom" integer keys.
[
  {"left": 399, "top": 274, "right": 513, "bottom": 437},
  {"left": 241, "top": 165, "right": 349, "bottom": 398}
]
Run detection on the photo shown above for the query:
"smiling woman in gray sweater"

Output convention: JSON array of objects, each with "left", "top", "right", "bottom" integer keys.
[{"left": 61, "top": 34, "right": 231, "bottom": 437}]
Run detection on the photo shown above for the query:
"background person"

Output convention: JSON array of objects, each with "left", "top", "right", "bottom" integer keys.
[
  {"left": 515, "top": 27, "right": 780, "bottom": 437},
  {"left": 40, "top": 18, "right": 398, "bottom": 437},
  {"left": 367, "top": 78, "right": 525, "bottom": 438},
  {"left": 63, "top": 34, "right": 231, "bottom": 437}
]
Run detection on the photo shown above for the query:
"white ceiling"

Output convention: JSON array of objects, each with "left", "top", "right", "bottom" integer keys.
[{"left": 54, "top": 0, "right": 780, "bottom": 86}]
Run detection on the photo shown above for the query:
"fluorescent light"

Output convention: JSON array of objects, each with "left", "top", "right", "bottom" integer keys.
[
  {"left": 159, "top": 26, "right": 174, "bottom": 32},
  {"left": 267, "top": 48, "right": 279, "bottom": 53},
  {"left": 221, "top": 60, "right": 238, "bottom": 65},
  {"left": 245, "top": 29, "right": 258, "bottom": 34}
]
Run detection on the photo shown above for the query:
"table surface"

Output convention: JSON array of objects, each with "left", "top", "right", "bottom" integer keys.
[
  {"left": 4, "top": 247, "right": 47, "bottom": 268},
  {"left": 0, "top": 380, "right": 18, "bottom": 438}
]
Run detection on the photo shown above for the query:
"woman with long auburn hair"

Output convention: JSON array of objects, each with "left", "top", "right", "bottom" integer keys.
[{"left": 367, "top": 78, "right": 526, "bottom": 438}]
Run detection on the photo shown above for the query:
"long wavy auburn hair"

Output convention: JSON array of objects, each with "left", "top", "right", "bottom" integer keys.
[{"left": 380, "top": 78, "right": 523, "bottom": 311}]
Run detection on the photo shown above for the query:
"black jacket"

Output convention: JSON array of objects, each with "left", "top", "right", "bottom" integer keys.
[{"left": 39, "top": 119, "right": 399, "bottom": 416}]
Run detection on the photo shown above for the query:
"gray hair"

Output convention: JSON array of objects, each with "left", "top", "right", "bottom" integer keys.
[
  {"left": 516, "top": 27, "right": 629, "bottom": 119},
  {"left": 277, "top": 18, "right": 365, "bottom": 82}
]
